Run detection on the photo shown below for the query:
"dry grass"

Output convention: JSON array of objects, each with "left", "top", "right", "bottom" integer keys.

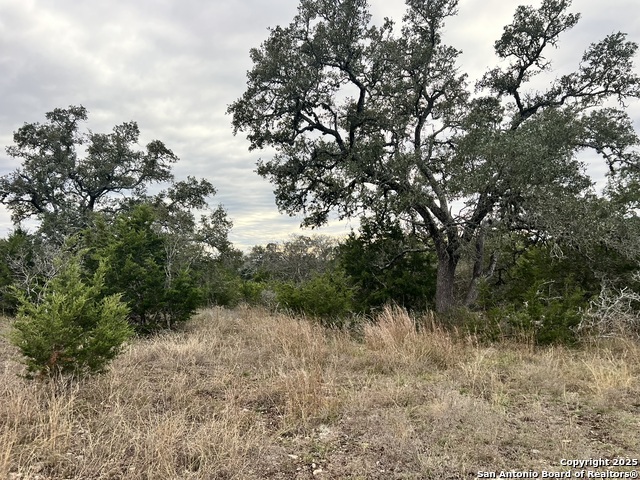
[{"left": 1, "top": 306, "right": 639, "bottom": 479}]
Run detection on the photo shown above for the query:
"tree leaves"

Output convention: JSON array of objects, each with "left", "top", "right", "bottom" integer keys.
[
  {"left": 1, "top": 106, "right": 177, "bottom": 239},
  {"left": 230, "top": 0, "right": 640, "bottom": 311}
]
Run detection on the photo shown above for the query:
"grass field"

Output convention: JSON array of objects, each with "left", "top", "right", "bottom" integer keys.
[{"left": 1, "top": 306, "right": 639, "bottom": 479}]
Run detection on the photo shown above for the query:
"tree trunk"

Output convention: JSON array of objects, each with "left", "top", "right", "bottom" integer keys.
[
  {"left": 464, "top": 228, "right": 498, "bottom": 307},
  {"left": 464, "top": 230, "right": 485, "bottom": 307},
  {"left": 435, "top": 250, "right": 459, "bottom": 313}
]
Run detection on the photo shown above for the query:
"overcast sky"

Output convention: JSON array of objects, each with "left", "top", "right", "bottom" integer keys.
[{"left": 1, "top": 0, "right": 639, "bottom": 250}]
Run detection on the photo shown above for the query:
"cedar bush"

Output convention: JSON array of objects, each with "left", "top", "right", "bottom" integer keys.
[
  {"left": 93, "top": 205, "right": 202, "bottom": 334},
  {"left": 275, "top": 270, "right": 353, "bottom": 323},
  {"left": 338, "top": 223, "right": 437, "bottom": 313},
  {"left": 478, "top": 244, "right": 595, "bottom": 344},
  {"left": 10, "top": 258, "right": 132, "bottom": 379}
]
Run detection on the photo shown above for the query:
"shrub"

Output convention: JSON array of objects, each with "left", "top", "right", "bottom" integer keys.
[
  {"left": 200, "top": 264, "right": 243, "bottom": 307},
  {"left": 338, "top": 223, "right": 437, "bottom": 313},
  {"left": 275, "top": 270, "right": 353, "bottom": 323},
  {"left": 10, "top": 258, "right": 132, "bottom": 379},
  {"left": 201, "top": 271, "right": 268, "bottom": 308},
  {"left": 479, "top": 244, "right": 594, "bottom": 345},
  {"left": 162, "top": 268, "right": 203, "bottom": 329},
  {"left": 478, "top": 282, "right": 586, "bottom": 345},
  {"left": 238, "top": 280, "right": 268, "bottom": 306},
  {"left": 93, "top": 206, "right": 202, "bottom": 334},
  {"left": 577, "top": 280, "right": 640, "bottom": 338}
]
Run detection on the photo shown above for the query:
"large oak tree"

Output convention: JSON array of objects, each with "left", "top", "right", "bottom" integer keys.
[
  {"left": 1, "top": 106, "right": 174, "bottom": 237},
  {"left": 229, "top": 0, "right": 640, "bottom": 312}
]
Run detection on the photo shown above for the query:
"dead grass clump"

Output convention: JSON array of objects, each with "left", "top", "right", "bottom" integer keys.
[
  {"left": 196, "top": 306, "right": 331, "bottom": 372},
  {"left": 363, "top": 305, "right": 461, "bottom": 370},
  {"left": 581, "top": 333, "right": 640, "bottom": 365},
  {"left": 364, "top": 305, "right": 415, "bottom": 350},
  {"left": 0, "top": 383, "right": 82, "bottom": 479},
  {"left": 257, "top": 312, "right": 329, "bottom": 368},
  {"left": 275, "top": 367, "right": 341, "bottom": 432},
  {"left": 579, "top": 350, "right": 638, "bottom": 410}
]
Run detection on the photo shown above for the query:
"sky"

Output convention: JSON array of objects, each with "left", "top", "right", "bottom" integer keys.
[{"left": 1, "top": 0, "right": 639, "bottom": 251}]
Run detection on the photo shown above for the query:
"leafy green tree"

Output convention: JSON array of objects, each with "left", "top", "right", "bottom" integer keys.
[
  {"left": 0, "top": 106, "right": 232, "bottom": 249},
  {"left": 0, "top": 106, "right": 176, "bottom": 239},
  {"left": 1, "top": 106, "right": 233, "bottom": 323},
  {"left": 229, "top": 0, "right": 640, "bottom": 312},
  {"left": 10, "top": 257, "right": 132, "bottom": 378}
]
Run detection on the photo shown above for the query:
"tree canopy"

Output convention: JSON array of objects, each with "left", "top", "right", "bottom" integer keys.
[
  {"left": 0, "top": 106, "right": 234, "bottom": 331},
  {"left": 229, "top": 0, "right": 640, "bottom": 311},
  {"left": 0, "top": 105, "right": 223, "bottom": 241}
]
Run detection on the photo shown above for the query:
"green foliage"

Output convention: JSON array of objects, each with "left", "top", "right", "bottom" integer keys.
[
  {"left": 91, "top": 205, "right": 202, "bottom": 334},
  {"left": 201, "top": 275, "right": 270, "bottom": 308},
  {"left": 99, "top": 206, "right": 165, "bottom": 328},
  {"left": 195, "top": 249, "right": 258, "bottom": 307},
  {"left": 239, "top": 235, "right": 349, "bottom": 317},
  {"left": 338, "top": 222, "right": 437, "bottom": 313},
  {"left": 163, "top": 268, "right": 203, "bottom": 327},
  {"left": 274, "top": 270, "right": 353, "bottom": 323},
  {"left": 229, "top": 0, "right": 640, "bottom": 312},
  {"left": 201, "top": 269, "right": 244, "bottom": 307},
  {"left": 479, "top": 244, "right": 596, "bottom": 344},
  {"left": 238, "top": 281, "right": 269, "bottom": 306},
  {"left": 10, "top": 258, "right": 132, "bottom": 378}
]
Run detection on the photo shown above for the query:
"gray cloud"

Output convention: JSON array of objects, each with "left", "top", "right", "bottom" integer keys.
[{"left": 1, "top": 0, "right": 638, "bottom": 249}]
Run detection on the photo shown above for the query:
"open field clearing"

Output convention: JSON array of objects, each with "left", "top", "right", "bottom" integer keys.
[{"left": 1, "top": 306, "right": 639, "bottom": 479}]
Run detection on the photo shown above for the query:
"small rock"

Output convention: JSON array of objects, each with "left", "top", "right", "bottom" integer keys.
[
  {"left": 313, "top": 468, "right": 323, "bottom": 476},
  {"left": 317, "top": 424, "right": 332, "bottom": 440}
]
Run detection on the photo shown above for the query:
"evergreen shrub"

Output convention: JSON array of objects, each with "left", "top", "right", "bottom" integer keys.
[{"left": 10, "top": 259, "right": 132, "bottom": 379}]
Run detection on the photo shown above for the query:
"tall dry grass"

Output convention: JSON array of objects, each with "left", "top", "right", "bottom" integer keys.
[
  {"left": 363, "top": 305, "right": 460, "bottom": 369},
  {"left": 1, "top": 307, "right": 639, "bottom": 479}
]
